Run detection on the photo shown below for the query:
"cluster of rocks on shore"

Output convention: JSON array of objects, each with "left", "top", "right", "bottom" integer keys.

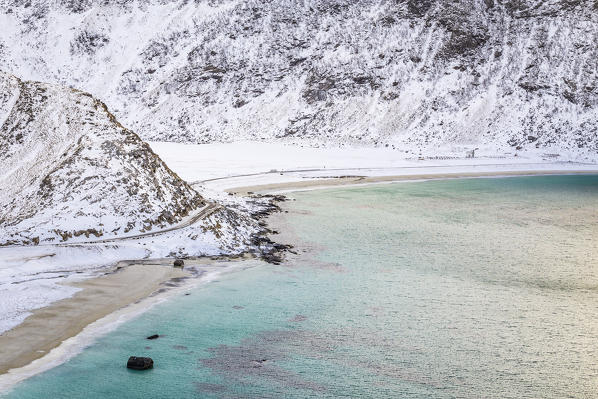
[{"left": 246, "top": 194, "right": 295, "bottom": 265}]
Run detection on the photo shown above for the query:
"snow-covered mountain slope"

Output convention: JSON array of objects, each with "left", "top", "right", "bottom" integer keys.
[
  {"left": 0, "top": 0, "right": 597, "bottom": 157},
  {"left": 0, "top": 71, "right": 206, "bottom": 245}
]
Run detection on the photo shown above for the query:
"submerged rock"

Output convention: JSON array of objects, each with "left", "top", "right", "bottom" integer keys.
[{"left": 127, "top": 356, "right": 154, "bottom": 370}]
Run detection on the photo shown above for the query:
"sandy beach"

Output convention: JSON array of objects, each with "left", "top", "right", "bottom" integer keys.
[
  {"left": 0, "top": 261, "right": 188, "bottom": 375},
  {"left": 228, "top": 169, "right": 598, "bottom": 195}
]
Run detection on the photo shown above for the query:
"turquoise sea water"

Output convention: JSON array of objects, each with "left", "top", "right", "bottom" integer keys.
[{"left": 4, "top": 175, "right": 598, "bottom": 398}]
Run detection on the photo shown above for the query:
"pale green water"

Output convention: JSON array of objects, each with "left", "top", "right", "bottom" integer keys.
[{"left": 4, "top": 175, "right": 598, "bottom": 398}]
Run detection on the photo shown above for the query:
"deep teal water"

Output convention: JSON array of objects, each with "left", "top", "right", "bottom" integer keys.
[{"left": 4, "top": 175, "right": 598, "bottom": 398}]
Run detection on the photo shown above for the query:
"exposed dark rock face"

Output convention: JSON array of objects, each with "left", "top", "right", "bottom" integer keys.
[
  {"left": 70, "top": 31, "right": 109, "bottom": 55},
  {"left": 0, "top": 1, "right": 596, "bottom": 155}
]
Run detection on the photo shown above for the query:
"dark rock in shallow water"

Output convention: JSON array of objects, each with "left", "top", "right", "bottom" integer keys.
[
  {"left": 263, "top": 254, "right": 283, "bottom": 265},
  {"left": 173, "top": 259, "right": 184, "bottom": 267},
  {"left": 127, "top": 356, "right": 154, "bottom": 370},
  {"left": 146, "top": 334, "right": 159, "bottom": 340}
]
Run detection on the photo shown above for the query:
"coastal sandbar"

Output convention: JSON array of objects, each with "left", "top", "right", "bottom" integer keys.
[{"left": 228, "top": 169, "right": 598, "bottom": 195}]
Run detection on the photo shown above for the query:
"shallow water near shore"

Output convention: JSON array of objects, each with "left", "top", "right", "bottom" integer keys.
[{"left": 3, "top": 175, "right": 598, "bottom": 398}]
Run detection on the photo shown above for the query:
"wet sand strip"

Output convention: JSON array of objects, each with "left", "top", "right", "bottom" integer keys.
[{"left": 0, "top": 262, "right": 187, "bottom": 374}]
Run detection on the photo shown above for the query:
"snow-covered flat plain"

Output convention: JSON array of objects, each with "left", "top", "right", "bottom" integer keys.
[{"left": 149, "top": 141, "right": 598, "bottom": 192}]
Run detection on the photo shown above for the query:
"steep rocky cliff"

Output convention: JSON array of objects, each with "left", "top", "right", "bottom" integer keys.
[
  {"left": 0, "top": 0, "right": 596, "bottom": 156},
  {"left": 0, "top": 71, "right": 205, "bottom": 245}
]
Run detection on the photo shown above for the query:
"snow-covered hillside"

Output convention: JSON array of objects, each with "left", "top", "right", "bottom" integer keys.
[
  {"left": 0, "top": 71, "right": 206, "bottom": 245},
  {"left": 1, "top": 0, "right": 597, "bottom": 157}
]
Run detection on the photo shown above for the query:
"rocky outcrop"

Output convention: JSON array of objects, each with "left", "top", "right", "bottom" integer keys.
[
  {"left": 126, "top": 356, "right": 154, "bottom": 370},
  {"left": 0, "top": 71, "right": 205, "bottom": 245}
]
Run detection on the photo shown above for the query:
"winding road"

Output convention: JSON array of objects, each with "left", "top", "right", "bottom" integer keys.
[{"left": 56, "top": 203, "right": 222, "bottom": 246}]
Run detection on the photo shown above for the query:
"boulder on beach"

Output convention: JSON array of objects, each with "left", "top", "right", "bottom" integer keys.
[
  {"left": 127, "top": 356, "right": 154, "bottom": 370},
  {"left": 173, "top": 259, "right": 184, "bottom": 267}
]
